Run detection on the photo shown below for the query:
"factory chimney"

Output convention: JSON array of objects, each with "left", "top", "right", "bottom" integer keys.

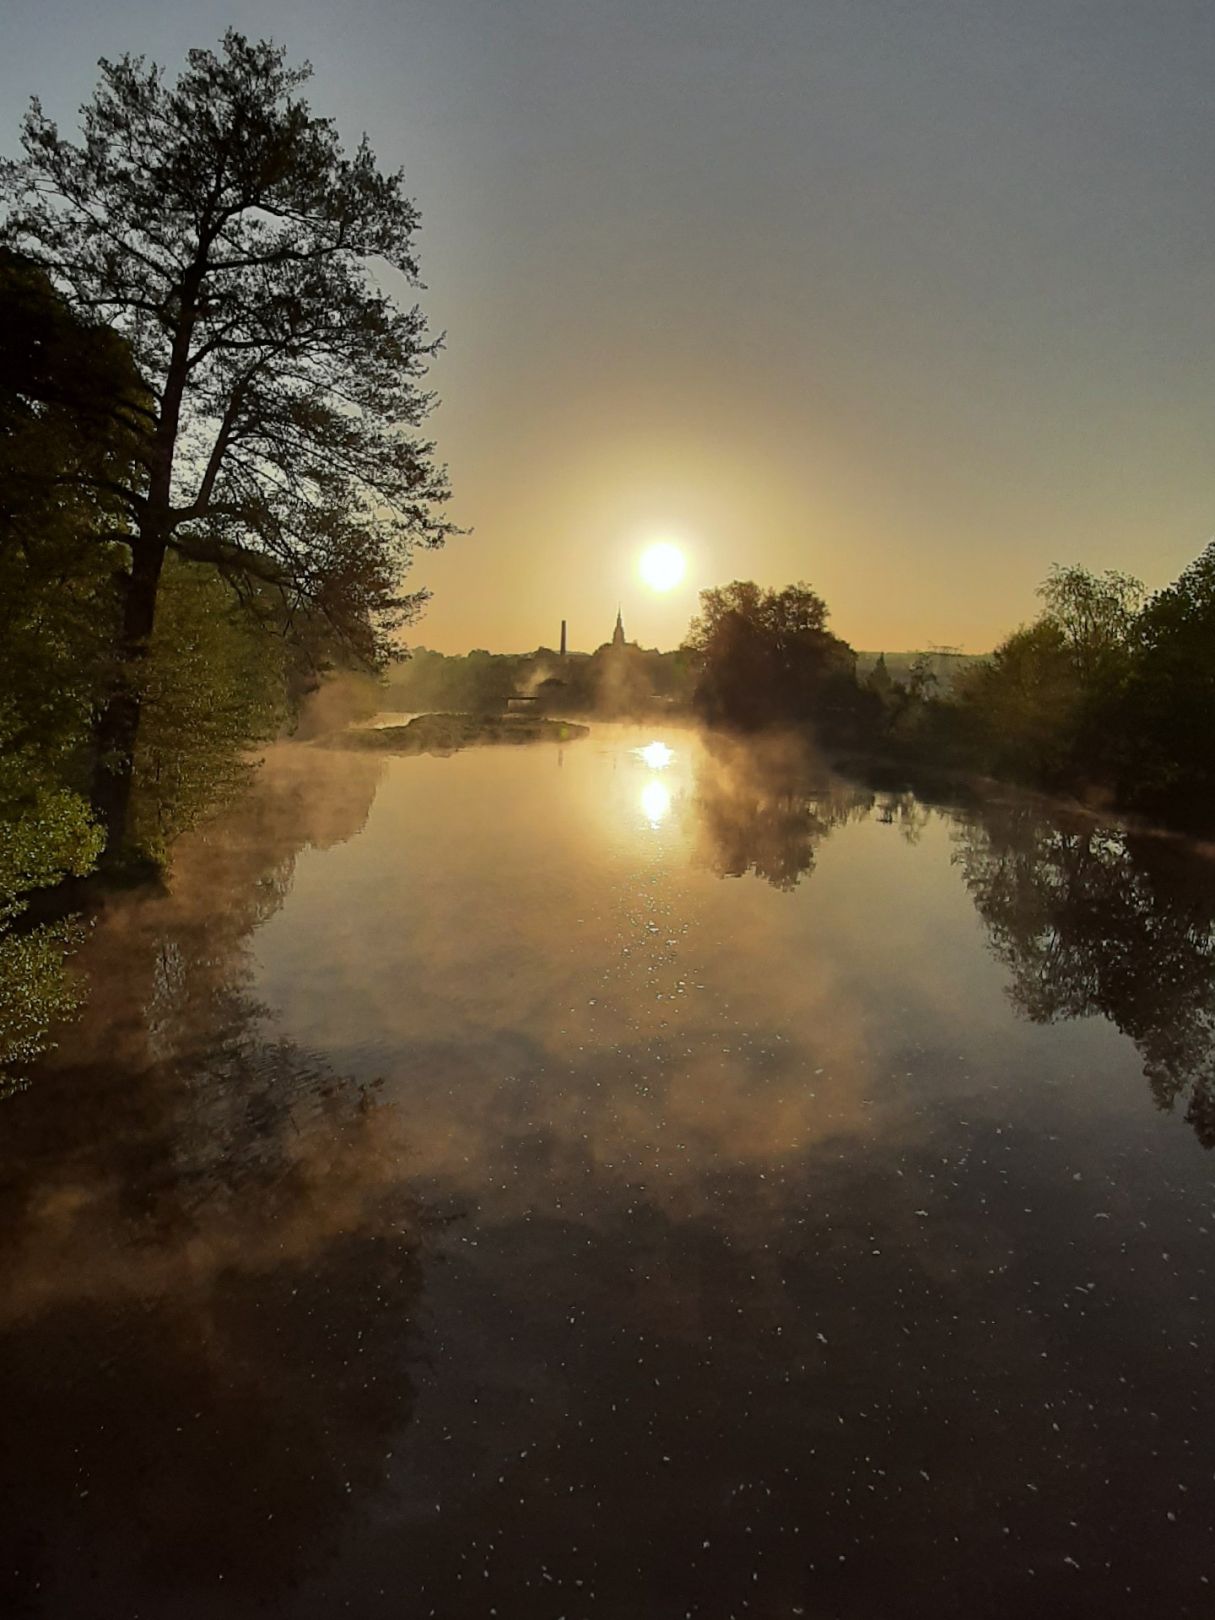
[{"left": 560, "top": 619, "right": 567, "bottom": 657}]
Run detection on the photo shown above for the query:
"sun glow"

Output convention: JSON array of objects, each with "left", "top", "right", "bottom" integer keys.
[{"left": 639, "top": 542, "right": 686, "bottom": 592}]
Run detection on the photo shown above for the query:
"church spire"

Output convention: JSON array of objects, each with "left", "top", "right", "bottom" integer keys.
[{"left": 612, "top": 604, "right": 626, "bottom": 647}]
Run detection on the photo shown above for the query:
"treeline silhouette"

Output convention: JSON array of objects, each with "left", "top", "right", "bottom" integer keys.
[
  {"left": 680, "top": 559, "right": 1215, "bottom": 830},
  {"left": 385, "top": 639, "right": 693, "bottom": 717}
]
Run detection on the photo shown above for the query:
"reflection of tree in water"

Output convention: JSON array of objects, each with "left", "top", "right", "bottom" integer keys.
[
  {"left": 693, "top": 734, "right": 930, "bottom": 890},
  {"left": 956, "top": 800, "right": 1215, "bottom": 1146},
  {"left": 0, "top": 745, "right": 438, "bottom": 1613},
  {"left": 874, "top": 789, "right": 932, "bottom": 844}
]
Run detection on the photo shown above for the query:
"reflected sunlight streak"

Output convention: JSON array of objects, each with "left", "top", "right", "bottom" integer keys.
[{"left": 640, "top": 778, "right": 672, "bottom": 827}]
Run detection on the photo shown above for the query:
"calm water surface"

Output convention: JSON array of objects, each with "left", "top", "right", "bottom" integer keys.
[{"left": 3, "top": 724, "right": 1214, "bottom": 1618}]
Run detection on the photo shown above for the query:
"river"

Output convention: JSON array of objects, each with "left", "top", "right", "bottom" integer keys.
[{"left": 2, "top": 722, "right": 1213, "bottom": 1618}]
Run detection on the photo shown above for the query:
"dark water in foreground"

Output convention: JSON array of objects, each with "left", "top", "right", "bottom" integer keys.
[{"left": 2, "top": 724, "right": 1214, "bottom": 1619}]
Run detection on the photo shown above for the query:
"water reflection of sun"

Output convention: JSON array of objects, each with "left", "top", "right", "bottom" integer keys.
[
  {"left": 635, "top": 740, "right": 674, "bottom": 770},
  {"left": 640, "top": 778, "right": 671, "bottom": 827}
]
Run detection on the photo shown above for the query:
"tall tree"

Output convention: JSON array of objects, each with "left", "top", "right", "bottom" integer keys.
[
  {"left": 684, "top": 580, "right": 856, "bottom": 732},
  {"left": 1036, "top": 563, "right": 1143, "bottom": 687},
  {"left": 1, "top": 32, "right": 452, "bottom": 853}
]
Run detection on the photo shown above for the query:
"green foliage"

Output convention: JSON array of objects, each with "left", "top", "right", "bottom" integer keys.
[
  {"left": 950, "top": 564, "right": 1144, "bottom": 789},
  {"left": 0, "top": 247, "right": 149, "bottom": 531},
  {"left": 954, "top": 619, "right": 1081, "bottom": 781},
  {"left": 0, "top": 254, "right": 122, "bottom": 1074},
  {"left": 1036, "top": 564, "right": 1143, "bottom": 686},
  {"left": 939, "top": 550, "right": 1215, "bottom": 819},
  {"left": 1, "top": 30, "right": 452, "bottom": 658},
  {"left": 0, "top": 767, "right": 103, "bottom": 1082},
  {"left": 0, "top": 241, "right": 306, "bottom": 1076},
  {"left": 0, "top": 537, "right": 114, "bottom": 791},
  {"left": 2, "top": 32, "right": 454, "bottom": 852},
  {"left": 130, "top": 560, "right": 288, "bottom": 859},
  {"left": 1116, "top": 541, "right": 1215, "bottom": 813},
  {"left": 0, "top": 250, "right": 138, "bottom": 781},
  {"left": 0, "top": 920, "right": 89, "bottom": 1091},
  {"left": 0, "top": 781, "right": 104, "bottom": 926},
  {"left": 0, "top": 551, "right": 290, "bottom": 1075}
]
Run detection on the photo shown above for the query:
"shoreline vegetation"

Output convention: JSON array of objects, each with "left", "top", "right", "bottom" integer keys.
[{"left": 1, "top": 34, "right": 453, "bottom": 1076}]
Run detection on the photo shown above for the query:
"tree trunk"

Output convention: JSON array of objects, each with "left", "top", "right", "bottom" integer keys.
[
  {"left": 90, "top": 250, "right": 197, "bottom": 864},
  {"left": 92, "top": 536, "right": 166, "bottom": 862}
]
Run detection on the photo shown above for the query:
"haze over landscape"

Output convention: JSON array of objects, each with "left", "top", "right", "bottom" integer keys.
[
  {"left": 4, "top": 0, "right": 1213, "bottom": 652},
  {"left": 5, "top": 9, "right": 1215, "bottom": 1618}
]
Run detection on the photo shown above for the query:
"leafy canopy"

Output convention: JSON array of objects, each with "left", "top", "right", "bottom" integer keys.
[
  {"left": 684, "top": 580, "right": 856, "bottom": 731},
  {"left": 1036, "top": 563, "right": 1143, "bottom": 685},
  {"left": 1, "top": 30, "right": 452, "bottom": 660}
]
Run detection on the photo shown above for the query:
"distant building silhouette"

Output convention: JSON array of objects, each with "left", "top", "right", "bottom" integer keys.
[{"left": 612, "top": 606, "right": 627, "bottom": 648}]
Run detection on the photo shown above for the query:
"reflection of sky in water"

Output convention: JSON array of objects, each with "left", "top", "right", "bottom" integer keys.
[
  {"left": 247, "top": 727, "right": 1210, "bottom": 1203},
  {"left": 4, "top": 725, "right": 1215, "bottom": 1617}
]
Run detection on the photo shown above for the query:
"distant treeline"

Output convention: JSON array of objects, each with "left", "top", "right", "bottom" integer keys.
[
  {"left": 385, "top": 642, "right": 982, "bottom": 719},
  {"left": 384, "top": 642, "right": 695, "bottom": 717}
]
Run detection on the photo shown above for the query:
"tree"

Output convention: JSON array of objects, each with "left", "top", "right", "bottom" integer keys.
[
  {"left": 129, "top": 558, "right": 288, "bottom": 858},
  {"left": 0, "top": 250, "right": 145, "bottom": 785},
  {"left": 684, "top": 580, "right": 857, "bottom": 733},
  {"left": 951, "top": 564, "right": 1143, "bottom": 790},
  {"left": 954, "top": 619, "right": 1078, "bottom": 781},
  {"left": 906, "top": 653, "right": 939, "bottom": 704},
  {"left": 1, "top": 32, "right": 452, "bottom": 854},
  {"left": 1116, "top": 540, "right": 1215, "bottom": 815},
  {"left": 1036, "top": 563, "right": 1143, "bottom": 687},
  {"left": 0, "top": 251, "right": 130, "bottom": 1076},
  {"left": 866, "top": 652, "right": 893, "bottom": 701}
]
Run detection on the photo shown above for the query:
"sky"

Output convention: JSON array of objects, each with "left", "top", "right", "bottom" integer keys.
[{"left": 3, "top": 0, "right": 1213, "bottom": 654}]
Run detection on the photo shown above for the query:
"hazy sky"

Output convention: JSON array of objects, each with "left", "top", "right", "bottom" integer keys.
[{"left": 3, "top": 1, "right": 1213, "bottom": 652}]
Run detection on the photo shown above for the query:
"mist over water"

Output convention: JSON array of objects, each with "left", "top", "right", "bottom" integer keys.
[{"left": 3, "top": 726, "right": 1214, "bottom": 1617}]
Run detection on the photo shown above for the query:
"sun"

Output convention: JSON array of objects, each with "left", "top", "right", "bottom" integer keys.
[
  {"left": 635, "top": 740, "right": 674, "bottom": 770},
  {"left": 639, "top": 541, "right": 686, "bottom": 592}
]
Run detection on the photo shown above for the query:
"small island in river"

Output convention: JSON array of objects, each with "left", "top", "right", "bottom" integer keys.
[{"left": 327, "top": 711, "right": 590, "bottom": 757}]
